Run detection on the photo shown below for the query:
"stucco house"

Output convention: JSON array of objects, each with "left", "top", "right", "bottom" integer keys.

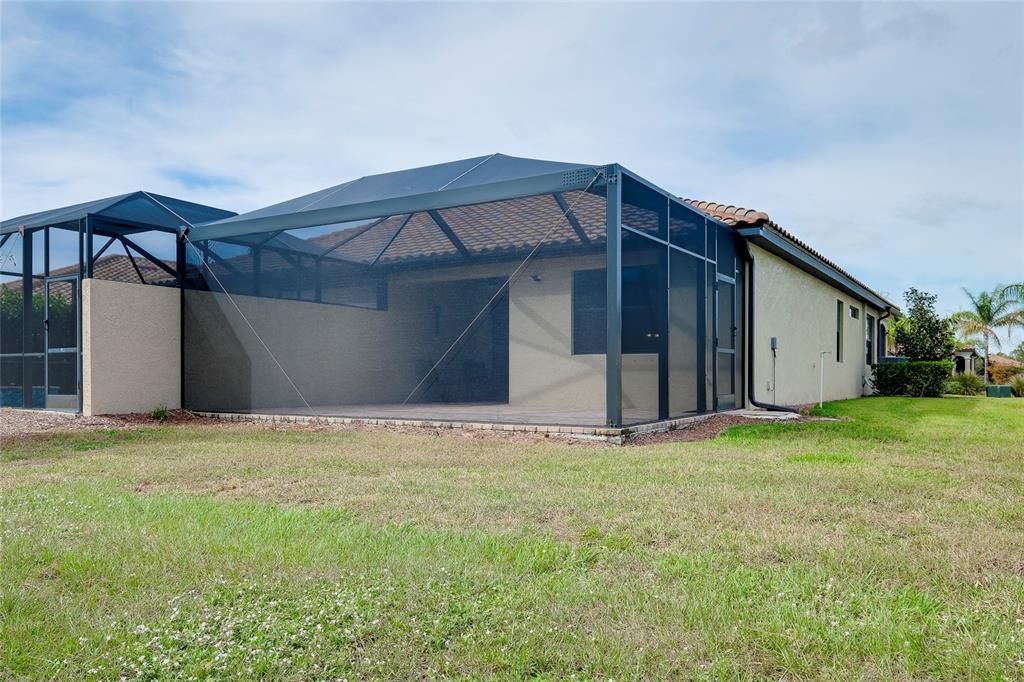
[
  {"left": 953, "top": 346, "right": 980, "bottom": 375},
  {"left": 1, "top": 154, "right": 897, "bottom": 434}
]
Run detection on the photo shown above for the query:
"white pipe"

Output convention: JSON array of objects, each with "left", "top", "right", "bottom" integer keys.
[{"left": 819, "top": 350, "right": 832, "bottom": 407}]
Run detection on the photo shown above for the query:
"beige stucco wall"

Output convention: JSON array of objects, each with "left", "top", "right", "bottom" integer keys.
[
  {"left": 183, "top": 253, "right": 659, "bottom": 417},
  {"left": 82, "top": 279, "right": 181, "bottom": 415},
  {"left": 750, "top": 245, "right": 882, "bottom": 406}
]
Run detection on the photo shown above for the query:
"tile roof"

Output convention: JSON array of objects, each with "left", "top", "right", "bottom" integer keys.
[
  {"left": 1, "top": 255, "right": 175, "bottom": 294},
  {"left": 202, "top": 189, "right": 894, "bottom": 311},
  {"left": 683, "top": 199, "right": 896, "bottom": 309},
  {"left": 990, "top": 354, "right": 1023, "bottom": 369},
  {"left": 216, "top": 190, "right": 609, "bottom": 273}
]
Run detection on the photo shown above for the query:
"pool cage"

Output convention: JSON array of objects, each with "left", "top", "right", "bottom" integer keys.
[
  {"left": 0, "top": 192, "right": 235, "bottom": 410},
  {"left": 183, "top": 157, "right": 744, "bottom": 427}
]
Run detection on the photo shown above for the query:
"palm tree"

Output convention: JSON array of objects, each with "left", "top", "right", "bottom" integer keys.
[{"left": 951, "top": 284, "right": 1024, "bottom": 384}]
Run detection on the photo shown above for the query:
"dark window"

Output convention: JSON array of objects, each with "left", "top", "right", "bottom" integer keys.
[
  {"left": 716, "top": 226, "right": 737, "bottom": 277},
  {"left": 866, "top": 314, "right": 875, "bottom": 365},
  {"left": 836, "top": 300, "right": 844, "bottom": 362},
  {"left": 572, "top": 270, "right": 606, "bottom": 355},
  {"left": 849, "top": 305, "right": 859, "bottom": 319},
  {"left": 573, "top": 266, "right": 661, "bottom": 355}
]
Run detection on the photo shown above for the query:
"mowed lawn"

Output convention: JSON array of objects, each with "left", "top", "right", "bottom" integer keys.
[{"left": 2, "top": 398, "right": 1023, "bottom": 680}]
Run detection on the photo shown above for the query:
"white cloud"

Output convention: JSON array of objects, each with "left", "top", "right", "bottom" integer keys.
[{"left": 2, "top": 1, "right": 1021, "bottom": 313}]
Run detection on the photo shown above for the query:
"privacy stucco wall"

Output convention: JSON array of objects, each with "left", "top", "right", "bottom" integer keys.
[
  {"left": 82, "top": 279, "right": 181, "bottom": 415},
  {"left": 750, "top": 245, "right": 881, "bottom": 406}
]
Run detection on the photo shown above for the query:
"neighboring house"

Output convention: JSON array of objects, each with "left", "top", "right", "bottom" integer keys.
[
  {"left": 988, "top": 354, "right": 1023, "bottom": 382},
  {"left": 1, "top": 154, "right": 897, "bottom": 432},
  {"left": 953, "top": 346, "right": 980, "bottom": 375}
]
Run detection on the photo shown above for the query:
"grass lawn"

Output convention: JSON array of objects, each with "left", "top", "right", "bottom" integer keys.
[{"left": 2, "top": 397, "right": 1023, "bottom": 680}]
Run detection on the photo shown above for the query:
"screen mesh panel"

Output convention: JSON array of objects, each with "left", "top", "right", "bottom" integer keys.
[
  {"left": 183, "top": 190, "right": 611, "bottom": 426},
  {"left": 183, "top": 174, "right": 745, "bottom": 427}
]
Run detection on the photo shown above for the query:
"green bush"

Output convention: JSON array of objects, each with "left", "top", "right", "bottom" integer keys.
[
  {"left": 892, "top": 288, "right": 956, "bottom": 361},
  {"left": 149, "top": 405, "right": 171, "bottom": 421},
  {"left": 871, "top": 361, "right": 953, "bottom": 397},
  {"left": 946, "top": 371, "right": 985, "bottom": 396},
  {"left": 1009, "top": 375, "right": 1024, "bottom": 398}
]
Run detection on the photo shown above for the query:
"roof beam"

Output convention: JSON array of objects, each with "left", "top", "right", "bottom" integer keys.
[
  {"left": 92, "top": 236, "right": 117, "bottom": 264},
  {"left": 188, "top": 167, "right": 608, "bottom": 241},
  {"left": 552, "top": 192, "right": 590, "bottom": 245},
  {"left": 120, "top": 235, "right": 178, "bottom": 280},
  {"left": 320, "top": 220, "right": 384, "bottom": 258},
  {"left": 427, "top": 210, "right": 470, "bottom": 258},
  {"left": 119, "top": 238, "right": 147, "bottom": 285},
  {"left": 371, "top": 213, "right": 414, "bottom": 265}
]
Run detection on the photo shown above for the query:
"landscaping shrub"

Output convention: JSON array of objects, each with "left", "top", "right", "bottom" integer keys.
[
  {"left": 872, "top": 361, "right": 953, "bottom": 397},
  {"left": 946, "top": 371, "right": 985, "bottom": 396},
  {"left": 149, "top": 405, "right": 170, "bottom": 421},
  {"left": 892, "top": 288, "right": 956, "bottom": 362},
  {"left": 1009, "top": 375, "right": 1024, "bottom": 398},
  {"left": 988, "top": 362, "right": 1022, "bottom": 385}
]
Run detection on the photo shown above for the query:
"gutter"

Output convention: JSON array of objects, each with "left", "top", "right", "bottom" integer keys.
[
  {"left": 736, "top": 226, "right": 891, "bottom": 311},
  {"left": 737, "top": 238, "right": 797, "bottom": 413}
]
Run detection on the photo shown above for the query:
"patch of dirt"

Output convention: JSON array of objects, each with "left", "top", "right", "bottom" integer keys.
[
  {"left": 625, "top": 413, "right": 820, "bottom": 446},
  {"left": 0, "top": 408, "right": 215, "bottom": 439}
]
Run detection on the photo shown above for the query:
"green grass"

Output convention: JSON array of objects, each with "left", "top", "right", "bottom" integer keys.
[{"left": 2, "top": 397, "right": 1023, "bottom": 680}]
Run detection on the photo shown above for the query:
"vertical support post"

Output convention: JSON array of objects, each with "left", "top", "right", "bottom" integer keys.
[
  {"left": 77, "top": 219, "right": 84, "bottom": 280},
  {"left": 177, "top": 236, "right": 186, "bottom": 411},
  {"left": 697, "top": 219, "right": 708, "bottom": 413},
  {"left": 43, "top": 227, "right": 50, "bottom": 277},
  {"left": 657, "top": 197, "right": 669, "bottom": 421},
  {"left": 253, "top": 246, "right": 262, "bottom": 297},
  {"left": 605, "top": 165, "right": 623, "bottom": 428},
  {"left": 175, "top": 237, "right": 186, "bottom": 289},
  {"left": 84, "top": 215, "right": 94, "bottom": 278},
  {"left": 21, "top": 230, "right": 33, "bottom": 408}
]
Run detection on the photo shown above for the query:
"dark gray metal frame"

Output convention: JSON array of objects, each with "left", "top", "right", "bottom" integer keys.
[
  {"left": 186, "top": 162, "right": 739, "bottom": 428},
  {"left": 2, "top": 214, "right": 193, "bottom": 412}
]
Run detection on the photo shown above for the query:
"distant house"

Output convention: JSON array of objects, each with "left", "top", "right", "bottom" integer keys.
[
  {"left": 953, "top": 346, "right": 980, "bottom": 375},
  {"left": 988, "top": 354, "right": 1023, "bottom": 382},
  {"left": 2, "top": 154, "right": 897, "bottom": 432}
]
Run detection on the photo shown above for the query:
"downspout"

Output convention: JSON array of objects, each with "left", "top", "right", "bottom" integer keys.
[{"left": 738, "top": 237, "right": 797, "bottom": 412}]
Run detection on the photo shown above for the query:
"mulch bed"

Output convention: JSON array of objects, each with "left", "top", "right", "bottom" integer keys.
[{"left": 0, "top": 408, "right": 215, "bottom": 439}]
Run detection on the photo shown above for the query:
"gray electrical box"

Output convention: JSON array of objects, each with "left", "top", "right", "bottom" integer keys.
[{"left": 770, "top": 337, "right": 778, "bottom": 350}]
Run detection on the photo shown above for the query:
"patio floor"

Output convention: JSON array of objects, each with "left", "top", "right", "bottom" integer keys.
[{"left": 250, "top": 402, "right": 665, "bottom": 428}]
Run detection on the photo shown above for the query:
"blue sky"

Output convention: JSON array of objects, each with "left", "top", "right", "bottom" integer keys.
[{"left": 2, "top": 1, "right": 1021, "bottom": 316}]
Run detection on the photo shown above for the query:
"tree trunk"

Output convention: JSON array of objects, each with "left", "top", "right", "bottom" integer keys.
[{"left": 984, "top": 334, "right": 990, "bottom": 385}]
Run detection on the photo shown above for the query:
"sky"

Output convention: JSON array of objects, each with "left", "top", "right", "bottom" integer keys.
[{"left": 1, "top": 1, "right": 1022, "bottom": 317}]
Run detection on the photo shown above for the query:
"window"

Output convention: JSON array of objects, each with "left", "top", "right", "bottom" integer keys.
[
  {"left": 572, "top": 270, "right": 606, "bottom": 355},
  {"left": 849, "top": 305, "right": 859, "bottom": 319},
  {"left": 573, "top": 266, "right": 661, "bottom": 355},
  {"left": 836, "top": 300, "right": 844, "bottom": 362},
  {"left": 866, "top": 314, "right": 875, "bottom": 365}
]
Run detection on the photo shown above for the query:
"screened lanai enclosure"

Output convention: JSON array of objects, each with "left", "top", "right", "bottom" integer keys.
[
  {"left": 183, "top": 155, "right": 744, "bottom": 427},
  {"left": 0, "top": 193, "right": 235, "bottom": 410}
]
